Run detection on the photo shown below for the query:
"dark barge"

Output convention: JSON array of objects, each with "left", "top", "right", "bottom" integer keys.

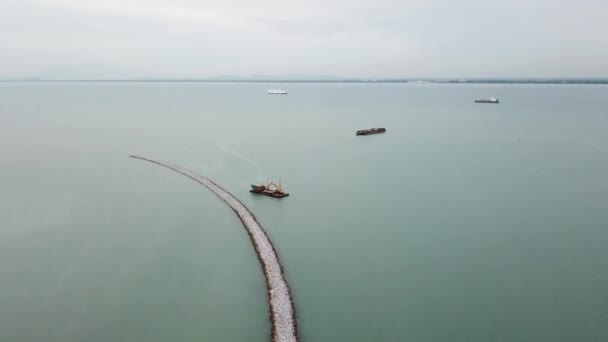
[{"left": 356, "top": 127, "right": 386, "bottom": 136}]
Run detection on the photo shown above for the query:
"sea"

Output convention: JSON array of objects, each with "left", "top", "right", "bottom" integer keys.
[{"left": 1, "top": 82, "right": 607, "bottom": 341}]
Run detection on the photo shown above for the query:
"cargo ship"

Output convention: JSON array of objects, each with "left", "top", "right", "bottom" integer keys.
[
  {"left": 475, "top": 97, "right": 499, "bottom": 103},
  {"left": 356, "top": 127, "right": 386, "bottom": 136},
  {"left": 250, "top": 182, "right": 289, "bottom": 198}
]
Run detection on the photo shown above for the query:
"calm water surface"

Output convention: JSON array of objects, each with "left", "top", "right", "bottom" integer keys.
[{"left": 1, "top": 82, "right": 607, "bottom": 341}]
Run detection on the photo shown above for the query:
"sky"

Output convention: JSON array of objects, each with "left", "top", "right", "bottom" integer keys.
[{"left": 1, "top": 0, "right": 607, "bottom": 79}]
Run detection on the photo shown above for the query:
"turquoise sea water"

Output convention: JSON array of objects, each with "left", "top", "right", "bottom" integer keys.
[{"left": 1, "top": 82, "right": 607, "bottom": 341}]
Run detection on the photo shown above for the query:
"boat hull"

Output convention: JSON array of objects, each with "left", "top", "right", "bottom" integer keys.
[{"left": 250, "top": 190, "right": 289, "bottom": 198}]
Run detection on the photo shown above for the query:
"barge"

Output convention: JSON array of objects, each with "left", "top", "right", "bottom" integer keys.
[
  {"left": 356, "top": 127, "right": 386, "bottom": 136},
  {"left": 250, "top": 182, "right": 289, "bottom": 198}
]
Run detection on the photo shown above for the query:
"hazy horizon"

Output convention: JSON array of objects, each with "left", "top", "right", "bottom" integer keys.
[
  {"left": 3, "top": 75, "right": 608, "bottom": 82},
  {"left": 2, "top": 0, "right": 608, "bottom": 79}
]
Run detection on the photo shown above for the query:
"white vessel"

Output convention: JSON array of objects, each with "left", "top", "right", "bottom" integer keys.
[
  {"left": 267, "top": 89, "right": 287, "bottom": 95},
  {"left": 475, "top": 97, "right": 499, "bottom": 104}
]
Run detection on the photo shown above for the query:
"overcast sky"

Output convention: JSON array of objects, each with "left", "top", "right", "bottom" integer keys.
[{"left": 1, "top": 0, "right": 607, "bottom": 79}]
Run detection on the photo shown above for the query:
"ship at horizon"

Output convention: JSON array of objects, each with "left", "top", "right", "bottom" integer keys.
[
  {"left": 267, "top": 88, "right": 287, "bottom": 94},
  {"left": 475, "top": 97, "right": 499, "bottom": 104}
]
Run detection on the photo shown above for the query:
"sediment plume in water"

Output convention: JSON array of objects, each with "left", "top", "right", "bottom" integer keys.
[{"left": 130, "top": 155, "right": 299, "bottom": 342}]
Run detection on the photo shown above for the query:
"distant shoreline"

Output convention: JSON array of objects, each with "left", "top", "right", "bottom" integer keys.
[{"left": 2, "top": 78, "right": 608, "bottom": 84}]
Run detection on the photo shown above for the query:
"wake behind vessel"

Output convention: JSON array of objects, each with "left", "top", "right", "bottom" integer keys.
[
  {"left": 475, "top": 97, "right": 499, "bottom": 103},
  {"left": 268, "top": 89, "right": 287, "bottom": 94}
]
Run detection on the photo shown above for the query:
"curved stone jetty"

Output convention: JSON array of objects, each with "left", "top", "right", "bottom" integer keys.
[{"left": 130, "top": 155, "right": 298, "bottom": 342}]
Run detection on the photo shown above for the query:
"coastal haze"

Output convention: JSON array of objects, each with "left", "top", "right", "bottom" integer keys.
[
  {"left": 1, "top": 82, "right": 607, "bottom": 341},
  {"left": 1, "top": 0, "right": 608, "bottom": 79}
]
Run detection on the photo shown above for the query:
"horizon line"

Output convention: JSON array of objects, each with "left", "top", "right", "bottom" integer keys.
[{"left": 1, "top": 77, "right": 608, "bottom": 84}]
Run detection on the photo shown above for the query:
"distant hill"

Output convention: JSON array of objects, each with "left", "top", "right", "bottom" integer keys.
[{"left": 206, "top": 74, "right": 341, "bottom": 81}]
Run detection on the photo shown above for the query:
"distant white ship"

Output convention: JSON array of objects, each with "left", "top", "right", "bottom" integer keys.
[
  {"left": 475, "top": 97, "right": 499, "bottom": 104},
  {"left": 267, "top": 89, "right": 287, "bottom": 95}
]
